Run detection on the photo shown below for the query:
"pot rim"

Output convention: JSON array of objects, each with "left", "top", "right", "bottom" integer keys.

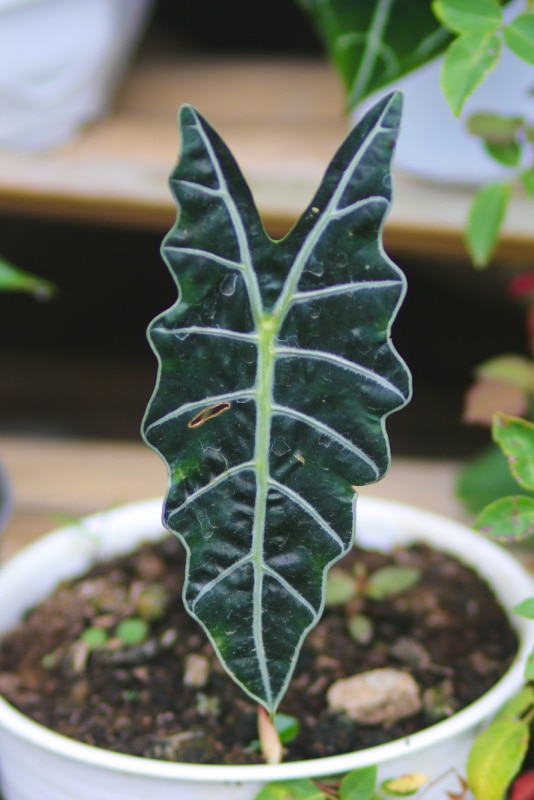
[{"left": 0, "top": 496, "right": 532, "bottom": 784}]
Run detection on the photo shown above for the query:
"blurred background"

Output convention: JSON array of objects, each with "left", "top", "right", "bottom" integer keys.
[{"left": 0, "top": 0, "right": 529, "bottom": 464}]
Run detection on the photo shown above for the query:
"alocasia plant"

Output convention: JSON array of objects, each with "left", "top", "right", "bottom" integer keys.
[{"left": 142, "top": 91, "right": 411, "bottom": 714}]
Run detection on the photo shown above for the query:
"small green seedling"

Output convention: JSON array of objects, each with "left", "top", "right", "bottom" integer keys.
[
  {"left": 79, "top": 617, "right": 149, "bottom": 651},
  {"left": 115, "top": 618, "right": 149, "bottom": 646},
  {"left": 80, "top": 627, "right": 109, "bottom": 649},
  {"left": 325, "top": 562, "right": 421, "bottom": 647}
]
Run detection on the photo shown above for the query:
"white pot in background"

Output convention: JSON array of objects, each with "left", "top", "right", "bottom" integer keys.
[
  {"left": 0, "top": 496, "right": 533, "bottom": 800},
  {"left": 0, "top": 0, "right": 154, "bottom": 151},
  {"left": 354, "top": 0, "right": 533, "bottom": 186}
]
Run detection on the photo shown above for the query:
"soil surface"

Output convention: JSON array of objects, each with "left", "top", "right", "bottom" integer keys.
[{"left": 0, "top": 535, "right": 518, "bottom": 765}]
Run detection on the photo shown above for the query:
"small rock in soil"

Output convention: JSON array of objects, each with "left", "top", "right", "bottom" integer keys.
[{"left": 327, "top": 667, "right": 422, "bottom": 725}]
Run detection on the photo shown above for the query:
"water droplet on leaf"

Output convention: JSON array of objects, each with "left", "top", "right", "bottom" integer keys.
[
  {"left": 305, "top": 257, "right": 324, "bottom": 278},
  {"left": 195, "top": 508, "right": 213, "bottom": 538},
  {"left": 220, "top": 273, "right": 238, "bottom": 297},
  {"left": 271, "top": 439, "right": 290, "bottom": 456}
]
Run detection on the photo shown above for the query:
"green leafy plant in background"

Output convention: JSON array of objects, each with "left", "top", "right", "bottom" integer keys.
[
  {"left": 325, "top": 560, "right": 421, "bottom": 646},
  {"left": 142, "top": 92, "right": 411, "bottom": 717},
  {"left": 473, "top": 412, "right": 534, "bottom": 540},
  {"left": 296, "top": 0, "right": 453, "bottom": 113},
  {"left": 298, "top": 0, "right": 534, "bottom": 268},
  {"left": 465, "top": 685, "right": 534, "bottom": 800},
  {"left": 458, "top": 415, "right": 534, "bottom": 798},
  {"left": 432, "top": 0, "right": 534, "bottom": 266},
  {"left": 0, "top": 254, "right": 54, "bottom": 298},
  {"left": 457, "top": 359, "right": 534, "bottom": 515},
  {"left": 432, "top": 0, "right": 532, "bottom": 116},
  {"left": 457, "top": 275, "right": 534, "bottom": 515}
]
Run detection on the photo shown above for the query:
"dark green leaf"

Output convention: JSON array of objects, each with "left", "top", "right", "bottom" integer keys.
[
  {"left": 503, "top": 14, "right": 534, "bottom": 66},
  {"left": 432, "top": 0, "right": 502, "bottom": 35},
  {"left": 465, "top": 182, "right": 510, "bottom": 267},
  {"left": 475, "top": 495, "right": 534, "bottom": 542},
  {"left": 493, "top": 413, "right": 534, "bottom": 491},
  {"left": 142, "top": 95, "right": 411, "bottom": 712},
  {"left": 340, "top": 765, "right": 377, "bottom": 800},
  {"left": 466, "top": 719, "right": 529, "bottom": 800},
  {"left": 440, "top": 29, "right": 501, "bottom": 116},
  {"left": 297, "top": 0, "right": 451, "bottom": 111}
]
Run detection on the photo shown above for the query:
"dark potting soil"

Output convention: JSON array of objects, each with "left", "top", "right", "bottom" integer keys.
[{"left": 0, "top": 534, "right": 518, "bottom": 765}]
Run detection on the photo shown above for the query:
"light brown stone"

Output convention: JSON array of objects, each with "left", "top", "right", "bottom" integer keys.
[{"left": 326, "top": 667, "right": 422, "bottom": 725}]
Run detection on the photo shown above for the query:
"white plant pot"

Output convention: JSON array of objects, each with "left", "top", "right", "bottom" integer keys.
[
  {"left": 0, "top": 497, "right": 533, "bottom": 800},
  {"left": 0, "top": 0, "right": 154, "bottom": 151},
  {"left": 353, "top": 0, "right": 534, "bottom": 186}
]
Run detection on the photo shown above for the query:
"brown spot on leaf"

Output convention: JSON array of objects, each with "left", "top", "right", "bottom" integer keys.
[{"left": 188, "top": 402, "right": 231, "bottom": 428}]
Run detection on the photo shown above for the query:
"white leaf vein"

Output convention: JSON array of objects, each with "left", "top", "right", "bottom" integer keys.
[
  {"left": 272, "top": 403, "right": 380, "bottom": 478},
  {"left": 151, "top": 325, "right": 258, "bottom": 344},
  {"left": 274, "top": 346, "right": 407, "bottom": 401},
  {"left": 164, "top": 246, "right": 245, "bottom": 272},
  {"left": 268, "top": 478, "right": 346, "bottom": 553},
  {"left": 291, "top": 279, "right": 401, "bottom": 303}
]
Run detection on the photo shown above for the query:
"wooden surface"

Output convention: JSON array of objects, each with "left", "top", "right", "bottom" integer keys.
[
  {"left": 0, "top": 435, "right": 469, "bottom": 563},
  {"left": 0, "top": 41, "right": 532, "bottom": 263}
]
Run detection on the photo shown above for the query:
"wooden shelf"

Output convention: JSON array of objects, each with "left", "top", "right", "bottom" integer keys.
[
  {"left": 0, "top": 435, "right": 468, "bottom": 561},
  {"left": 0, "top": 37, "right": 532, "bottom": 264}
]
